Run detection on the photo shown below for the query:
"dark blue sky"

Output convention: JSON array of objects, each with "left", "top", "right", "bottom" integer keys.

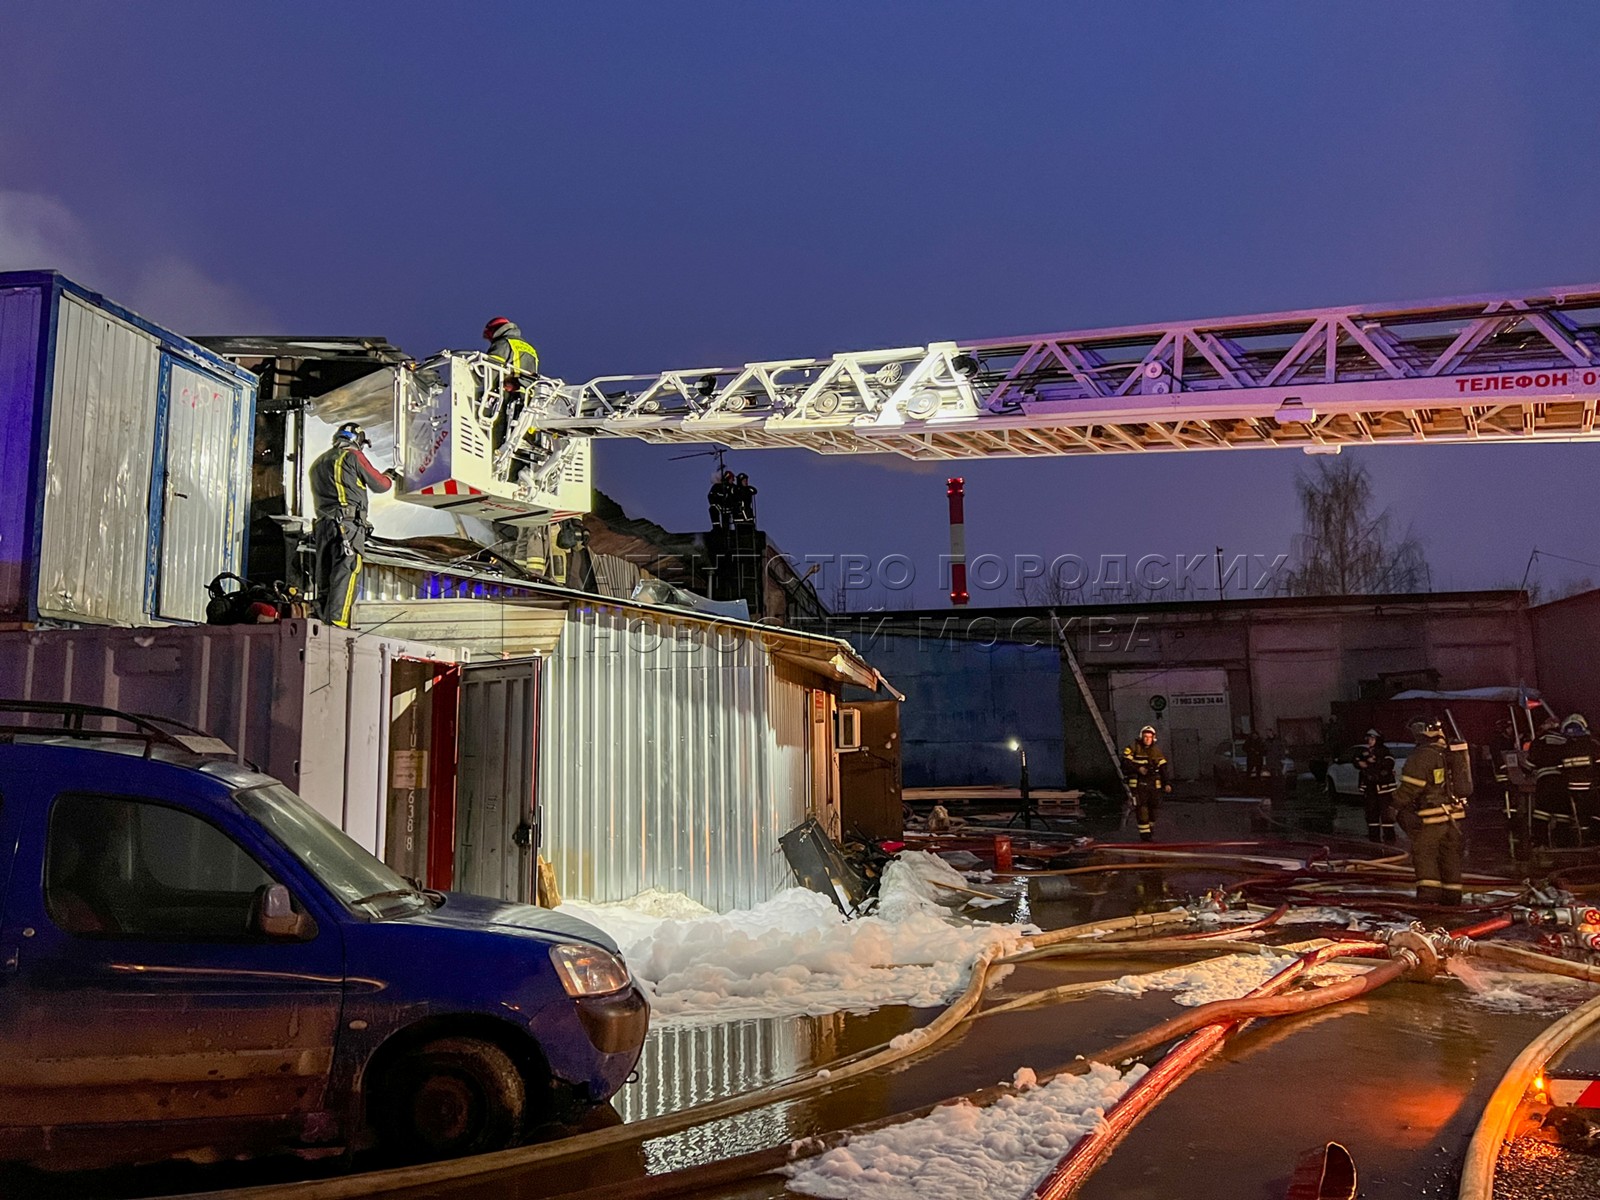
[{"left": 7, "top": 2, "right": 1600, "bottom": 606}]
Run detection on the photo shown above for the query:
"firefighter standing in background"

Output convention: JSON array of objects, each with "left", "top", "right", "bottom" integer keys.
[
  {"left": 1529, "top": 715, "right": 1576, "bottom": 846},
  {"left": 1354, "top": 729, "right": 1397, "bottom": 843},
  {"left": 1122, "top": 725, "right": 1171, "bottom": 843},
  {"left": 310, "top": 423, "right": 396, "bottom": 629},
  {"left": 1392, "top": 716, "right": 1467, "bottom": 904},
  {"left": 1488, "top": 718, "right": 1519, "bottom": 824},
  {"left": 1559, "top": 714, "right": 1598, "bottom": 846}
]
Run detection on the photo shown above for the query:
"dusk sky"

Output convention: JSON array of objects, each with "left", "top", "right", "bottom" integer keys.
[{"left": 8, "top": 2, "right": 1600, "bottom": 607}]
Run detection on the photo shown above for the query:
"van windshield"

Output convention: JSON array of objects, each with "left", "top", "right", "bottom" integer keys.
[{"left": 236, "top": 784, "right": 428, "bottom": 919}]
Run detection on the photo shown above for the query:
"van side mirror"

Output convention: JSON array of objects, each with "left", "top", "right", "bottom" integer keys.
[{"left": 255, "top": 883, "right": 314, "bottom": 939}]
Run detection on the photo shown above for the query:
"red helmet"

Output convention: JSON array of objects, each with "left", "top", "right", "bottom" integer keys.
[{"left": 483, "top": 316, "right": 512, "bottom": 340}]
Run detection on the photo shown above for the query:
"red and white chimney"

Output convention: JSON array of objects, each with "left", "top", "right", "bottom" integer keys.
[{"left": 947, "top": 477, "right": 968, "bottom": 605}]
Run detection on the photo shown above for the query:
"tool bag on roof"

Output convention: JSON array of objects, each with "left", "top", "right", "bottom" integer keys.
[{"left": 205, "top": 573, "right": 292, "bottom": 625}]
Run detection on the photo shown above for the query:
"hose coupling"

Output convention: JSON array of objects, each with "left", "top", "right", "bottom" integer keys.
[{"left": 1386, "top": 928, "right": 1441, "bottom": 979}]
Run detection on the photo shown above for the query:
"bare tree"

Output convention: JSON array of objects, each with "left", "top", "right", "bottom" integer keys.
[{"left": 1285, "top": 457, "right": 1430, "bottom": 596}]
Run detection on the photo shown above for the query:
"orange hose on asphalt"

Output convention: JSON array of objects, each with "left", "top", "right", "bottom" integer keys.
[{"left": 1027, "top": 941, "right": 1402, "bottom": 1200}]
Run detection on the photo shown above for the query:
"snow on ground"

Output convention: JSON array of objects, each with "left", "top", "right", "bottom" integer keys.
[
  {"left": 1098, "top": 940, "right": 1370, "bottom": 1006},
  {"left": 558, "top": 852, "right": 1035, "bottom": 1027},
  {"left": 782, "top": 1063, "right": 1144, "bottom": 1200}
]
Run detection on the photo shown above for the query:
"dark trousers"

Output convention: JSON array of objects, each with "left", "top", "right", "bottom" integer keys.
[
  {"left": 314, "top": 516, "right": 366, "bottom": 628},
  {"left": 1362, "top": 786, "right": 1396, "bottom": 843},
  {"left": 1533, "top": 786, "right": 1580, "bottom": 847},
  {"left": 1131, "top": 785, "right": 1161, "bottom": 841},
  {"left": 1398, "top": 809, "right": 1464, "bottom": 905}
]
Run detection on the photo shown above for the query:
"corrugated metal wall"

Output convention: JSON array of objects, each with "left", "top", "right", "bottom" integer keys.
[
  {"left": 155, "top": 359, "right": 247, "bottom": 622},
  {"left": 37, "top": 295, "right": 162, "bottom": 624},
  {"left": 0, "top": 623, "right": 455, "bottom": 856},
  {"left": 0, "top": 286, "right": 44, "bottom": 618},
  {"left": 539, "top": 608, "right": 811, "bottom": 911}
]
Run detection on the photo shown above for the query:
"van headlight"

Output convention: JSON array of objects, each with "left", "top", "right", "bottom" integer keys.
[{"left": 550, "top": 943, "right": 631, "bottom": 997}]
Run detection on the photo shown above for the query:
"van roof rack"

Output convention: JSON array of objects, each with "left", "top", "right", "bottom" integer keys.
[{"left": 0, "top": 700, "right": 239, "bottom": 761}]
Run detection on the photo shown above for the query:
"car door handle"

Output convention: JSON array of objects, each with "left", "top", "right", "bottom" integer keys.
[{"left": 2, "top": 945, "right": 17, "bottom": 974}]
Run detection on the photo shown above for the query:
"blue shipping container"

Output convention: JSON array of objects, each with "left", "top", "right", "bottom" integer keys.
[{"left": 0, "top": 271, "right": 259, "bottom": 626}]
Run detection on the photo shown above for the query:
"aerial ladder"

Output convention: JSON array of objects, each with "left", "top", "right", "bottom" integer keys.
[{"left": 512, "top": 282, "right": 1600, "bottom": 461}]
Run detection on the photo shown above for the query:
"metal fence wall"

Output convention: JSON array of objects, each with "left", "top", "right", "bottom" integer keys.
[{"left": 538, "top": 608, "right": 811, "bottom": 911}]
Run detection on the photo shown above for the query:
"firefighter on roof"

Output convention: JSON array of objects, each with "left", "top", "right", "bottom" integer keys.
[
  {"left": 309, "top": 423, "right": 395, "bottom": 629},
  {"left": 731, "top": 472, "right": 758, "bottom": 529},
  {"left": 1393, "top": 716, "right": 1468, "bottom": 905},
  {"left": 1121, "top": 725, "right": 1171, "bottom": 842}
]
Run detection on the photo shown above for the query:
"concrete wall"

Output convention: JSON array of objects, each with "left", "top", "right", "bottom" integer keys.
[
  {"left": 835, "top": 592, "right": 1534, "bottom": 791},
  {"left": 847, "top": 629, "right": 1067, "bottom": 789},
  {"left": 1531, "top": 589, "right": 1600, "bottom": 721}
]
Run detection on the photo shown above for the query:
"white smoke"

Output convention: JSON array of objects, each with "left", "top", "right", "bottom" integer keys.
[{"left": 0, "top": 189, "right": 274, "bottom": 334}]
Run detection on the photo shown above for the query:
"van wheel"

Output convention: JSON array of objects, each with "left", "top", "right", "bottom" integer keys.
[{"left": 376, "top": 1037, "right": 526, "bottom": 1159}]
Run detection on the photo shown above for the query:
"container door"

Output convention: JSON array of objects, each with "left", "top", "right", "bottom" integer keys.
[
  {"left": 153, "top": 355, "right": 246, "bottom": 623},
  {"left": 838, "top": 700, "right": 903, "bottom": 840},
  {"left": 36, "top": 295, "right": 161, "bottom": 625},
  {"left": 455, "top": 658, "right": 540, "bottom": 902}
]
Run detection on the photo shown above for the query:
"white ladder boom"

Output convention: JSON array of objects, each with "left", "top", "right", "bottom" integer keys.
[{"left": 538, "top": 283, "right": 1600, "bottom": 459}]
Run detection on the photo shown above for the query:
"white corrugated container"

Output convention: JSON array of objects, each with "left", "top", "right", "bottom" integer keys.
[
  {"left": 0, "top": 622, "right": 456, "bottom": 858},
  {"left": 0, "top": 271, "right": 257, "bottom": 627},
  {"left": 535, "top": 607, "right": 814, "bottom": 912}
]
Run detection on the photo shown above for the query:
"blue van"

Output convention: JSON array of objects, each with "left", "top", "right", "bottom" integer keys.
[{"left": 0, "top": 703, "right": 648, "bottom": 1171}]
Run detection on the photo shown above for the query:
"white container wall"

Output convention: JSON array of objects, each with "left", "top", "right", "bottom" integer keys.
[
  {"left": 0, "top": 272, "right": 257, "bottom": 627},
  {"left": 0, "top": 622, "right": 455, "bottom": 857},
  {"left": 37, "top": 294, "right": 162, "bottom": 624},
  {"left": 154, "top": 359, "right": 251, "bottom": 622},
  {"left": 536, "top": 607, "right": 814, "bottom": 912}
]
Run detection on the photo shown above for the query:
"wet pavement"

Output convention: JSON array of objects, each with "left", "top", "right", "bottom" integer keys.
[{"left": 17, "top": 782, "right": 1600, "bottom": 1200}]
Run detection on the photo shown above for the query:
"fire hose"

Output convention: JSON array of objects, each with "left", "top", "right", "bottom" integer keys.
[
  {"left": 1457, "top": 990, "right": 1600, "bottom": 1200},
  {"left": 1026, "top": 940, "right": 1404, "bottom": 1200}
]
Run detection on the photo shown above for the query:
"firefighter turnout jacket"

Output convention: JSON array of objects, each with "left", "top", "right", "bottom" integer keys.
[
  {"left": 1529, "top": 730, "right": 1578, "bottom": 842},
  {"left": 486, "top": 322, "right": 540, "bottom": 378},
  {"left": 310, "top": 443, "right": 393, "bottom": 520},
  {"left": 1354, "top": 741, "right": 1398, "bottom": 842},
  {"left": 309, "top": 443, "right": 392, "bottom": 629},
  {"left": 1394, "top": 739, "right": 1467, "bottom": 904},
  {"left": 1121, "top": 739, "right": 1171, "bottom": 841}
]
